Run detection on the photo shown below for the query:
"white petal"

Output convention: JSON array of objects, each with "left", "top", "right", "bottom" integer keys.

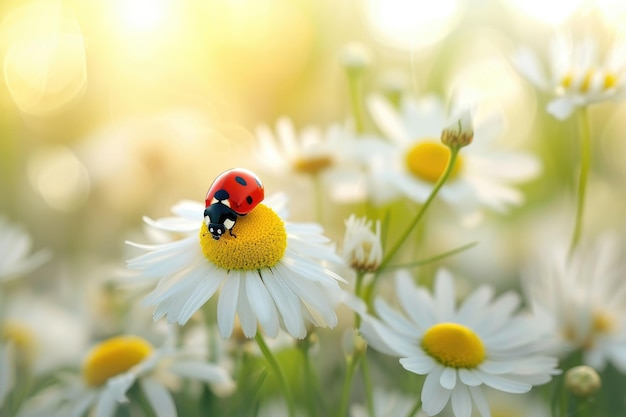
[
  {"left": 512, "top": 47, "right": 550, "bottom": 90},
  {"left": 236, "top": 272, "right": 258, "bottom": 338},
  {"left": 458, "top": 369, "right": 482, "bottom": 386},
  {"left": 245, "top": 271, "right": 280, "bottom": 337},
  {"left": 217, "top": 274, "right": 240, "bottom": 338},
  {"left": 367, "top": 94, "right": 411, "bottom": 144},
  {"left": 399, "top": 354, "right": 436, "bottom": 375},
  {"left": 107, "top": 373, "right": 137, "bottom": 402},
  {"left": 396, "top": 271, "right": 436, "bottom": 329},
  {"left": 421, "top": 367, "right": 451, "bottom": 415},
  {"left": 374, "top": 297, "right": 418, "bottom": 338},
  {"left": 359, "top": 314, "right": 417, "bottom": 356},
  {"left": 168, "top": 361, "right": 233, "bottom": 385},
  {"left": 546, "top": 97, "right": 576, "bottom": 120},
  {"left": 140, "top": 378, "right": 177, "bottom": 417},
  {"left": 468, "top": 386, "right": 491, "bottom": 417},
  {"left": 451, "top": 384, "right": 473, "bottom": 417},
  {"left": 434, "top": 269, "right": 456, "bottom": 320},
  {"left": 477, "top": 372, "right": 531, "bottom": 394},
  {"left": 263, "top": 267, "right": 305, "bottom": 338},
  {"left": 440, "top": 367, "right": 457, "bottom": 390},
  {"left": 94, "top": 388, "right": 118, "bottom": 417},
  {"left": 178, "top": 271, "right": 225, "bottom": 324}
]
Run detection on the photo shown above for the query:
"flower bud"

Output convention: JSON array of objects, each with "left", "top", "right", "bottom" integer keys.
[
  {"left": 565, "top": 365, "right": 601, "bottom": 397},
  {"left": 339, "top": 42, "right": 372, "bottom": 74},
  {"left": 441, "top": 108, "right": 474, "bottom": 148}
]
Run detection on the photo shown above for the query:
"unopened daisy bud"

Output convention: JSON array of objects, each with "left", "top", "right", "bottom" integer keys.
[
  {"left": 339, "top": 42, "right": 372, "bottom": 74},
  {"left": 341, "top": 215, "right": 383, "bottom": 273},
  {"left": 565, "top": 365, "right": 601, "bottom": 397},
  {"left": 342, "top": 328, "right": 367, "bottom": 358},
  {"left": 441, "top": 108, "right": 474, "bottom": 149}
]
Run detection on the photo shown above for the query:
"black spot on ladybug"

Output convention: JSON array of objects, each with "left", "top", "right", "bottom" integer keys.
[
  {"left": 246, "top": 196, "right": 253, "bottom": 204},
  {"left": 235, "top": 176, "right": 247, "bottom": 186},
  {"left": 214, "top": 189, "right": 229, "bottom": 201}
]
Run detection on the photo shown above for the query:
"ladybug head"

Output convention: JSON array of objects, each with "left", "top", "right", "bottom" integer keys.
[{"left": 208, "top": 222, "right": 226, "bottom": 240}]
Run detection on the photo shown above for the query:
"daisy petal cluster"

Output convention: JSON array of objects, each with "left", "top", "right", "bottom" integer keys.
[
  {"left": 523, "top": 234, "right": 626, "bottom": 372},
  {"left": 341, "top": 214, "right": 383, "bottom": 273},
  {"left": 360, "top": 269, "right": 559, "bottom": 417},
  {"left": 126, "top": 195, "right": 345, "bottom": 339},
  {"left": 514, "top": 33, "right": 626, "bottom": 119},
  {"left": 364, "top": 94, "right": 541, "bottom": 218}
]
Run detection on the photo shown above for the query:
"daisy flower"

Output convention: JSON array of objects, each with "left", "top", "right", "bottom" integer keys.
[
  {"left": 365, "top": 94, "right": 540, "bottom": 219},
  {"left": 522, "top": 234, "right": 626, "bottom": 372},
  {"left": 0, "top": 216, "right": 50, "bottom": 283},
  {"left": 513, "top": 32, "right": 626, "bottom": 120},
  {"left": 341, "top": 214, "right": 383, "bottom": 273},
  {"left": 254, "top": 117, "right": 369, "bottom": 203},
  {"left": 126, "top": 194, "right": 345, "bottom": 339},
  {"left": 16, "top": 331, "right": 233, "bottom": 417},
  {"left": 359, "top": 269, "right": 559, "bottom": 417}
]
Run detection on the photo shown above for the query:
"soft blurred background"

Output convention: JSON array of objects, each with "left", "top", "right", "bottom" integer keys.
[{"left": 3, "top": 0, "right": 626, "bottom": 362}]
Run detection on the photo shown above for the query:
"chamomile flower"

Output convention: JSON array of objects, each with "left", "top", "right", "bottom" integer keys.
[
  {"left": 126, "top": 194, "right": 345, "bottom": 339},
  {"left": 523, "top": 234, "right": 626, "bottom": 372},
  {"left": 513, "top": 33, "right": 626, "bottom": 120},
  {"left": 360, "top": 269, "right": 559, "bottom": 417},
  {"left": 0, "top": 216, "right": 50, "bottom": 283},
  {"left": 365, "top": 95, "right": 540, "bottom": 220},
  {"left": 254, "top": 117, "right": 368, "bottom": 203},
  {"left": 16, "top": 331, "right": 233, "bottom": 417},
  {"left": 341, "top": 214, "right": 383, "bottom": 273}
]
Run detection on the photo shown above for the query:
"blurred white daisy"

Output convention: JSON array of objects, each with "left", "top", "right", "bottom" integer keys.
[
  {"left": 523, "top": 234, "right": 626, "bottom": 372},
  {"left": 365, "top": 95, "right": 540, "bottom": 220},
  {"left": 513, "top": 33, "right": 626, "bottom": 120},
  {"left": 0, "top": 216, "right": 50, "bottom": 283},
  {"left": 16, "top": 331, "right": 233, "bottom": 417},
  {"left": 126, "top": 195, "right": 345, "bottom": 339},
  {"left": 360, "top": 269, "right": 559, "bottom": 417},
  {"left": 341, "top": 214, "right": 383, "bottom": 273},
  {"left": 254, "top": 117, "right": 370, "bottom": 204}
]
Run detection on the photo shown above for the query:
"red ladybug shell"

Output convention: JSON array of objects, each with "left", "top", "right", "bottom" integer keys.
[{"left": 205, "top": 168, "right": 264, "bottom": 215}]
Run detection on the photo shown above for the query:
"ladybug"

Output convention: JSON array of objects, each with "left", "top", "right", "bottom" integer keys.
[{"left": 203, "top": 168, "right": 265, "bottom": 240}]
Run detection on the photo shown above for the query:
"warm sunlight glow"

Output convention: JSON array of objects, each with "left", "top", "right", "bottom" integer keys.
[
  {"left": 363, "top": 0, "right": 460, "bottom": 49},
  {"left": 117, "top": 0, "right": 171, "bottom": 32},
  {"left": 1, "top": 1, "right": 87, "bottom": 115},
  {"left": 506, "top": 0, "right": 586, "bottom": 25}
]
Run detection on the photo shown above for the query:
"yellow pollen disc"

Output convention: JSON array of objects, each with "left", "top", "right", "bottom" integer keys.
[
  {"left": 405, "top": 141, "right": 463, "bottom": 184},
  {"left": 200, "top": 204, "right": 287, "bottom": 270},
  {"left": 604, "top": 73, "right": 617, "bottom": 90},
  {"left": 580, "top": 70, "right": 594, "bottom": 93},
  {"left": 561, "top": 73, "right": 573, "bottom": 89},
  {"left": 421, "top": 322, "right": 486, "bottom": 368},
  {"left": 294, "top": 155, "right": 333, "bottom": 175},
  {"left": 82, "top": 335, "right": 153, "bottom": 387},
  {"left": 2, "top": 320, "right": 37, "bottom": 366}
]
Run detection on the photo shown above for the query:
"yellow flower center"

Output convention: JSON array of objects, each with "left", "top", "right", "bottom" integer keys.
[
  {"left": 405, "top": 141, "right": 463, "bottom": 184},
  {"left": 200, "top": 204, "right": 287, "bottom": 270},
  {"left": 421, "top": 322, "right": 486, "bottom": 368},
  {"left": 82, "top": 335, "right": 153, "bottom": 387},
  {"left": 2, "top": 320, "right": 37, "bottom": 366},
  {"left": 294, "top": 155, "right": 333, "bottom": 175},
  {"left": 563, "top": 310, "right": 615, "bottom": 350},
  {"left": 560, "top": 70, "right": 618, "bottom": 93}
]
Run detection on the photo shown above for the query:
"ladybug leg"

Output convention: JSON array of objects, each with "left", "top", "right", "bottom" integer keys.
[{"left": 229, "top": 229, "right": 237, "bottom": 238}]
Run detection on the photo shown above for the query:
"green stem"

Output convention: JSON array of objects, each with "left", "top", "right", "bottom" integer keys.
[
  {"left": 366, "top": 146, "right": 461, "bottom": 304},
  {"left": 348, "top": 73, "right": 366, "bottom": 135},
  {"left": 360, "top": 353, "right": 375, "bottom": 417},
  {"left": 404, "top": 397, "right": 422, "bottom": 417},
  {"left": 569, "top": 107, "right": 591, "bottom": 256},
  {"left": 354, "top": 271, "right": 366, "bottom": 328},
  {"left": 337, "top": 352, "right": 362, "bottom": 417},
  {"left": 299, "top": 335, "right": 322, "bottom": 417},
  {"left": 255, "top": 332, "right": 295, "bottom": 417}
]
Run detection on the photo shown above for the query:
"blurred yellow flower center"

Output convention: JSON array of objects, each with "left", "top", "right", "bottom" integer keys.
[
  {"left": 421, "top": 322, "right": 485, "bottom": 368},
  {"left": 294, "top": 155, "right": 333, "bottom": 175},
  {"left": 200, "top": 204, "right": 287, "bottom": 270},
  {"left": 561, "top": 70, "right": 618, "bottom": 93},
  {"left": 82, "top": 335, "right": 153, "bottom": 387},
  {"left": 405, "top": 141, "right": 463, "bottom": 184},
  {"left": 2, "top": 320, "right": 37, "bottom": 366}
]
